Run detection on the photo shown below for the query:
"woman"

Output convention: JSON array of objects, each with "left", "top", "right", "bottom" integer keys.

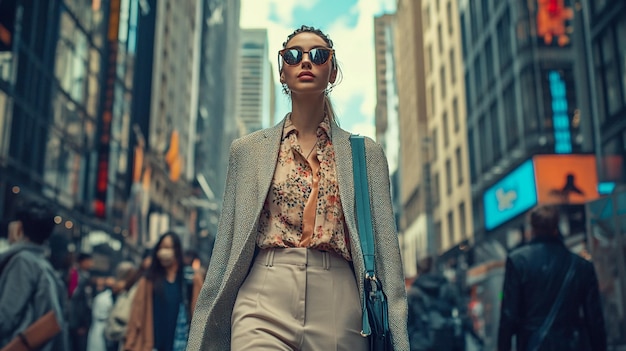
[
  {"left": 124, "top": 232, "right": 203, "bottom": 351},
  {"left": 187, "top": 25, "right": 409, "bottom": 351}
]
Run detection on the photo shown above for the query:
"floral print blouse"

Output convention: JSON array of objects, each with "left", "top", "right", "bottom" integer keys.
[{"left": 256, "top": 115, "right": 352, "bottom": 261}]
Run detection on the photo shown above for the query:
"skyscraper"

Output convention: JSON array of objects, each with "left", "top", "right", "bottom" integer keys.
[{"left": 236, "top": 28, "right": 272, "bottom": 134}]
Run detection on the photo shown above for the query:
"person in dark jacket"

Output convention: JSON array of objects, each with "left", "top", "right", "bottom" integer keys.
[
  {"left": 407, "top": 257, "right": 465, "bottom": 351},
  {"left": 497, "top": 205, "right": 607, "bottom": 351},
  {"left": 69, "top": 252, "right": 95, "bottom": 351},
  {"left": 0, "top": 202, "right": 69, "bottom": 351}
]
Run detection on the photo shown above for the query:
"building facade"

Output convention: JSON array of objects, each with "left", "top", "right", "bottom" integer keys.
[
  {"left": 0, "top": 0, "right": 142, "bottom": 269},
  {"left": 421, "top": 0, "right": 473, "bottom": 257},
  {"left": 236, "top": 28, "right": 272, "bottom": 135},
  {"left": 394, "top": 0, "right": 430, "bottom": 279},
  {"left": 374, "top": 14, "right": 401, "bottom": 226}
]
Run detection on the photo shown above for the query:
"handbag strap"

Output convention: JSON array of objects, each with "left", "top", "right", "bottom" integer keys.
[
  {"left": 350, "top": 135, "right": 377, "bottom": 337},
  {"left": 350, "top": 135, "right": 376, "bottom": 277},
  {"left": 528, "top": 256, "right": 576, "bottom": 351}
]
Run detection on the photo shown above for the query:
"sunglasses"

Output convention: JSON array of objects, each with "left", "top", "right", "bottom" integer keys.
[{"left": 278, "top": 47, "right": 334, "bottom": 66}]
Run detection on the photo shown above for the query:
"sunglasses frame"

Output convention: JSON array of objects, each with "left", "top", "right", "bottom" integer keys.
[{"left": 278, "top": 47, "right": 335, "bottom": 67}]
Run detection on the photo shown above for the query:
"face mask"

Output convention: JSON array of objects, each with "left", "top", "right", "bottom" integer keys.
[{"left": 157, "top": 248, "right": 175, "bottom": 267}]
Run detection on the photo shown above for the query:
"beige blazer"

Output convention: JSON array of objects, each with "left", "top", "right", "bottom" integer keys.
[{"left": 186, "top": 118, "right": 410, "bottom": 351}]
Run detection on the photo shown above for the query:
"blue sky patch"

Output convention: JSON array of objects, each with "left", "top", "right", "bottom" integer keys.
[{"left": 290, "top": 0, "right": 359, "bottom": 30}]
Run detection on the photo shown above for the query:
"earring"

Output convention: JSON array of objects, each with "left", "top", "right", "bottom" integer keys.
[
  {"left": 282, "top": 83, "right": 290, "bottom": 95},
  {"left": 325, "top": 83, "right": 334, "bottom": 95}
]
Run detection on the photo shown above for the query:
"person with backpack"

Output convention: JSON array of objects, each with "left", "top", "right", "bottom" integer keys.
[
  {"left": 407, "top": 257, "right": 465, "bottom": 351},
  {"left": 0, "top": 201, "right": 69, "bottom": 351}
]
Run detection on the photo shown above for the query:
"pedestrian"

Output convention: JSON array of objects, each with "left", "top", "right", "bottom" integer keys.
[
  {"left": 497, "top": 205, "right": 607, "bottom": 351},
  {"left": 104, "top": 250, "right": 150, "bottom": 350},
  {"left": 186, "top": 25, "right": 409, "bottom": 351},
  {"left": 0, "top": 201, "right": 69, "bottom": 351},
  {"left": 123, "top": 232, "right": 203, "bottom": 351},
  {"left": 407, "top": 257, "right": 466, "bottom": 351},
  {"left": 88, "top": 261, "right": 136, "bottom": 351},
  {"left": 68, "top": 251, "right": 95, "bottom": 351}
]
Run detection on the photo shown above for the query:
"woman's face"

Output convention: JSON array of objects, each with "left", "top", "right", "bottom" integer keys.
[
  {"left": 280, "top": 32, "right": 336, "bottom": 96},
  {"left": 156, "top": 236, "right": 176, "bottom": 268}
]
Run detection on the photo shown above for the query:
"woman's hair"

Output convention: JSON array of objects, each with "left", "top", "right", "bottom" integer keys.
[
  {"left": 145, "top": 231, "right": 185, "bottom": 294},
  {"left": 280, "top": 25, "right": 342, "bottom": 121}
]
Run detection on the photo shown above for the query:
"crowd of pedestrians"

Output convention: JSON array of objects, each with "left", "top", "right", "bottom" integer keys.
[
  {"left": 0, "top": 201, "right": 205, "bottom": 351},
  {"left": 0, "top": 201, "right": 609, "bottom": 351}
]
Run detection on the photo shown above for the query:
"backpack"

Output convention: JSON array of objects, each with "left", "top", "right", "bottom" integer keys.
[{"left": 408, "top": 284, "right": 464, "bottom": 351}]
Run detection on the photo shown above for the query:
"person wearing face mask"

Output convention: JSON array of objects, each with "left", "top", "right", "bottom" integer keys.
[{"left": 124, "top": 232, "right": 203, "bottom": 351}]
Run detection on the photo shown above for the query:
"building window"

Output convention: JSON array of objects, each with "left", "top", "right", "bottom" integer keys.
[
  {"left": 504, "top": 83, "right": 518, "bottom": 150},
  {"left": 452, "top": 97, "right": 459, "bottom": 132},
  {"left": 447, "top": 1, "right": 453, "bottom": 34},
  {"left": 490, "top": 102, "right": 501, "bottom": 160},
  {"left": 591, "top": 0, "right": 608, "bottom": 16},
  {"left": 432, "top": 127, "right": 438, "bottom": 161},
  {"left": 474, "top": 55, "right": 483, "bottom": 99},
  {"left": 481, "top": 0, "right": 489, "bottom": 25},
  {"left": 445, "top": 159, "right": 452, "bottom": 194},
  {"left": 440, "top": 66, "right": 447, "bottom": 98},
  {"left": 455, "top": 147, "right": 463, "bottom": 185},
  {"left": 468, "top": 128, "right": 477, "bottom": 180},
  {"left": 443, "top": 111, "right": 449, "bottom": 147},
  {"left": 447, "top": 211, "right": 455, "bottom": 245},
  {"left": 423, "top": 4, "right": 431, "bottom": 31},
  {"left": 434, "top": 221, "right": 442, "bottom": 251},
  {"left": 521, "top": 67, "right": 539, "bottom": 133},
  {"left": 427, "top": 45, "right": 433, "bottom": 74},
  {"left": 479, "top": 114, "right": 491, "bottom": 172},
  {"left": 433, "top": 172, "right": 440, "bottom": 206},
  {"left": 431, "top": 84, "right": 436, "bottom": 116},
  {"left": 438, "top": 23, "right": 444, "bottom": 53},
  {"left": 485, "top": 37, "right": 494, "bottom": 84},
  {"left": 449, "top": 48, "right": 456, "bottom": 84},
  {"left": 618, "top": 18, "right": 626, "bottom": 106},
  {"left": 465, "top": 71, "right": 473, "bottom": 108},
  {"left": 497, "top": 8, "right": 512, "bottom": 70},
  {"left": 459, "top": 202, "right": 466, "bottom": 238},
  {"left": 461, "top": 13, "right": 468, "bottom": 57},
  {"left": 601, "top": 29, "right": 623, "bottom": 115}
]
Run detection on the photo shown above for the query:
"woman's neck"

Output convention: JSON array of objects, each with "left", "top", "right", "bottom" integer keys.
[
  {"left": 290, "top": 93, "right": 326, "bottom": 136},
  {"left": 164, "top": 264, "right": 178, "bottom": 282}
]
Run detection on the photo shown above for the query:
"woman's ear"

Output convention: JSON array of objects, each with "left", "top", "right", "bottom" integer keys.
[
  {"left": 280, "top": 72, "right": 286, "bottom": 84},
  {"left": 329, "top": 68, "right": 337, "bottom": 84}
]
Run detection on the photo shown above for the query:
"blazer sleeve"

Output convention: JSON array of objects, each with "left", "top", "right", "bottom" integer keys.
[
  {"left": 365, "top": 138, "right": 410, "bottom": 351},
  {"left": 187, "top": 138, "right": 241, "bottom": 350}
]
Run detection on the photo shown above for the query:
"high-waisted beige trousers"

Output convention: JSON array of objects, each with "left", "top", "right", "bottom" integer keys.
[{"left": 231, "top": 248, "right": 369, "bottom": 351}]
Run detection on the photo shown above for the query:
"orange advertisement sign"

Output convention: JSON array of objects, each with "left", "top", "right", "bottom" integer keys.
[{"left": 533, "top": 155, "right": 599, "bottom": 205}]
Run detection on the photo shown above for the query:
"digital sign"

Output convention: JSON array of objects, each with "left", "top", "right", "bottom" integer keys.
[
  {"left": 534, "top": 155, "right": 599, "bottom": 204},
  {"left": 484, "top": 160, "right": 538, "bottom": 230},
  {"left": 536, "top": 0, "right": 574, "bottom": 46}
]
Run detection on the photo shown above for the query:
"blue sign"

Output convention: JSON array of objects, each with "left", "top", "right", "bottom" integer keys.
[
  {"left": 484, "top": 160, "right": 538, "bottom": 230},
  {"left": 549, "top": 71, "right": 572, "bottom": 154}
]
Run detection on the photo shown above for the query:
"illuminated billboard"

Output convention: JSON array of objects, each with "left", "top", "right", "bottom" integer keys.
[
  {"left": 484, "top": 155, "right": 600, "bottom": 231},
  {"left": 534, "top": 155, "right": 599, "bottom": 204},
  {"left": 484, "top": 160, "right": 538, "bottom": 230}
]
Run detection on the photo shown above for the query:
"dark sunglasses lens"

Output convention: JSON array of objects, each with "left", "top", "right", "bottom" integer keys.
[
  {"left": 310, "top": 49, "right": 330, "bottom": 65},
  {"left": 283, "top": 49, "right": 301, "bottom": 65}
]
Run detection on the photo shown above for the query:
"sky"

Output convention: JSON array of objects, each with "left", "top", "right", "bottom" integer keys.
[{"left": 240, "top": 0, "right": 397, "bottom": 140}]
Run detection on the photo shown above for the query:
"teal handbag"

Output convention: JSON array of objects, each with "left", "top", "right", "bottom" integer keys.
[{"left": 351, "top": 135, "right": 394, "bottom": 351}]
